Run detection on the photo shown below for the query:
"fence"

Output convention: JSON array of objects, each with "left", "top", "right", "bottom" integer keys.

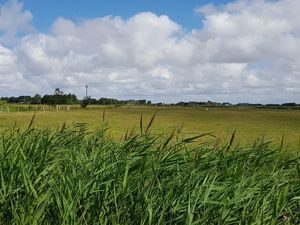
[{"left": 0, "top": 105, "right": 73, "bottom": 113}]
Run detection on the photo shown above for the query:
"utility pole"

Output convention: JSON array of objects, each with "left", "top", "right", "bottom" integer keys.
[{"left": 85, "top": 85, "right": 88, "bottom": 99}]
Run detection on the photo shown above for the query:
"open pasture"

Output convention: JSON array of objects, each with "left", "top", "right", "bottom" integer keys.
[{"left": 0, "top": 105, "right": 300, "bottom": 148}]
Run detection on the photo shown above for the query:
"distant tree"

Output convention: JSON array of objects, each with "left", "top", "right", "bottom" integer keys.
[
  {"left": 41, "top": 95, "right": 51, "bottom": 104},
  {"left": 6, "top": 97, "right": 16, "bottom": 103},
  {"left": 282, "top": 103, "right": 296, "bottom": 107},
  {"left": 138, "top": 100, "right": 147, "bottom": 105},
  {"left": 88, "top": 98, "right": 97, "bottom": 104},
  {"left": 66, "top": 94, "right": 78, "bottom": 104},
  {"left": 80, "top": 97, "right": 91, "bottom": 108},
  {"left": 54, "top": 88, "right": 64, "bottom": 95},
  {"left": 31, "top": 94, "right": 42, "bottom": 104},
  {"left": 17, "top": 96, "right": 32, "bottom": 104},
  {"left": 98, "top": 97, "right": 119, "bottom": 105},
  {"left": 176, "top": 102, "right": 188, "bottom": 106},
  {"left": 52, "top": 88, "right": 65, "bottom": 105}
]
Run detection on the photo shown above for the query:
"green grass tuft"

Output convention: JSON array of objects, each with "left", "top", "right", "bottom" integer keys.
[{"left": 1, "top": 123, "right": 300, "bottom": 224}]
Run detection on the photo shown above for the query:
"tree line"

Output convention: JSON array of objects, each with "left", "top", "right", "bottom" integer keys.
[
  {"left": 1, "top": 88, "right": 299, "bottom": 107},
  {"left": 0, "top": 88, "right": 151, "bottom": 106},
  {"left": 1, "top": 89, "right": 78, "bottom": 105}
]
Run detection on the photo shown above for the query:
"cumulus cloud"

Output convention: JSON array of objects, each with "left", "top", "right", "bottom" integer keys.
[
  {"left": 0, "top": 0, "right": 34, "bottom": 44},
  {"left": 0, "top": 0, "right": 300, "bottom": 103},
  {"left": 0, "top": 44, "right": 35, "bottom": 95}
]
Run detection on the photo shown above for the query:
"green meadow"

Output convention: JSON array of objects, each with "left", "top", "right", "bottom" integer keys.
[{"left": 1, "top": 105, "right": 300, "bottom": 148}]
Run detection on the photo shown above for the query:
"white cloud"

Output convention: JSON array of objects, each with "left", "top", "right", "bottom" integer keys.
[
  {"left": 0, "top": 0, "right": 300, "bottom": 103},
  {"left": 0, "top": 44, "right": 35, "bottom": 95},
  {"left": 0, "top": 0, "right": 34, "bottom": 44}
]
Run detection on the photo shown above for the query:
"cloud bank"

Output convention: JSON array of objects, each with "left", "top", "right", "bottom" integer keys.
[{"left": 0, "top": 0, "right": 300, "bottom": 103}]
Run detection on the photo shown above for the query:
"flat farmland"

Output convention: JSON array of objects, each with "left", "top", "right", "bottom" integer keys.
[{"left": 0, "top": 106, "right": 300, "bottom": 148}]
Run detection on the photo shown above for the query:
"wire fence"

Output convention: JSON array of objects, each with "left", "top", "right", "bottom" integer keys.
[{"left": 0, "top": 105, "right": 73, "bottom": 113}]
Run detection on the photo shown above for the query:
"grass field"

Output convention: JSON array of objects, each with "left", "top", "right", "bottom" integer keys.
[
  {"left": 1, "top": 105, "right": 300, "bottom": 224},
  {"left": 1, "top": 105, "right": 300, "bottom": 148}
]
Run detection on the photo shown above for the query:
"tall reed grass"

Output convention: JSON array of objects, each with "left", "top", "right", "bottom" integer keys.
[{"left": 1, "top": 119, "right": 300, "bottom": 224}]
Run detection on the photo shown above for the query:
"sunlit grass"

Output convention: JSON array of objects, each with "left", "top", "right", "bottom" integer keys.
[{"left": 1, "top": 105, "right": 300, "bottom": 147}]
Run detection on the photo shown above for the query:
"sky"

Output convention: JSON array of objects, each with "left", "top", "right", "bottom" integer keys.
[{"left": 0, "top": 0, "right": 300, "bottom": 103}]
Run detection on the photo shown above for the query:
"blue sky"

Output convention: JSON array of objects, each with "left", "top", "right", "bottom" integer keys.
[
  {"left": 0, "top": 0, "right": 300, "bottom": 103},
  {"left": 4, "top": 0, "right": 232, "bottom": 31}
]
